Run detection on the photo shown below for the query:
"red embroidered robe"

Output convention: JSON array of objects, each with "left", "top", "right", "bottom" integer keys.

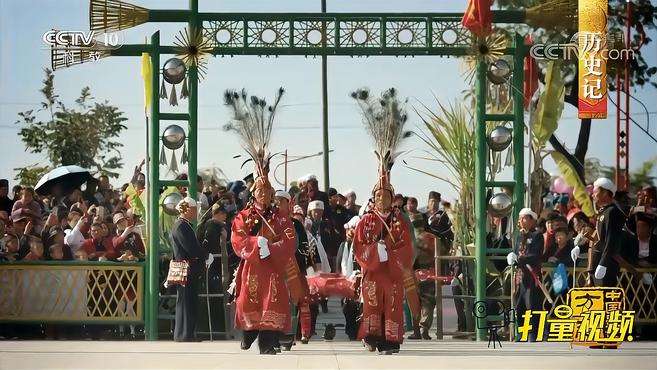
[
  {"left": 354, "top": 209, "right": 413, "bottom": 343},
  {"left": 231, "top": 206, "right": 297, "bottom": 332}
]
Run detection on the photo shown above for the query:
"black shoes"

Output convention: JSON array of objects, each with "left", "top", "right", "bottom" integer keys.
[
  {"left": 241, "top": 330, "right": 258, "bottom": 350},
  {"left": 421, "top": 328, "right": 432, "bottom": 340},
  {"left": 407, "top": 327, "right": 422, "bottom": 340}
]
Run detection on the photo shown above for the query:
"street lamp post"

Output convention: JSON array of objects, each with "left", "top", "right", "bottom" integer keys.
[{"left": 272, "top": 150, "right": 334, "bottom": 190}]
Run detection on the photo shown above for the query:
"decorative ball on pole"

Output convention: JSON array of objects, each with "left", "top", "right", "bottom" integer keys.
[
  {"left": 162, "top": 57, "right": 187, "bottom": 84},
  {"left": 161, "top": 124, "right": 186, "bottom": 150},
  {"left": 487, "top": 126, "right": 513, "bottom": 152},
  {"left": 488, "top": 192, "right": 513, "bottom": 217},
  {"left": 162, "top": 192, "right": 184, "bottom": 215},
  {"left": 487, "top": 59, "right": 511, "bottom": 85}
]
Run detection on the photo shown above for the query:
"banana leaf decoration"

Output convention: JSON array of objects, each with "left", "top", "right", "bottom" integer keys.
[
  {"left": 531, "top": 61, "right": 565, "bottom": 147},
  {"left": 123, "top": 183, "right": 145, "bottom": 218},
  {"left": 551, "top": 151, "right": 595, "bottom": 217},
  {"left": 158, "top": 186, "right": 181, "bottom": 252}
]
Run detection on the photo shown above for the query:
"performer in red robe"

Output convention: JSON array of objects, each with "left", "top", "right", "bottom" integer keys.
[
  {"left": 350, "top": 87, "right": 417, "bottom": 355},
  {"left": 225, "top": 87, "right": 296, "bottom": 355},
  {"left": 232, "top": 188, "right": 296, "bottom": 353}
]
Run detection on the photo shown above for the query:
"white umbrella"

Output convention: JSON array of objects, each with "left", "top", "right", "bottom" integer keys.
[{"left": 35, "top": 165, "right": 91, "bottom": 196}]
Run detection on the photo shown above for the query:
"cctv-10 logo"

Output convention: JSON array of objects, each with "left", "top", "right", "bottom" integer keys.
[{"left": 43, "top": 30, "right": 123, "bottom": 50}]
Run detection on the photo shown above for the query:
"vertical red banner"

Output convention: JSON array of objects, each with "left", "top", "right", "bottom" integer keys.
[{"left": 578, "top": 0, "right": 608, "bottom": 119}]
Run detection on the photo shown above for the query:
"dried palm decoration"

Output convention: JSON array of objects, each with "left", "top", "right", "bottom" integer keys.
[
  {"left": 223, "top": 88, "right": 285, "bottom": 184},
  {"left": 51, "top": 44, "right": 112, "bottom": 70},
  {"left": 461, "top": 32, "right": 508, "bottom": 84},
  {"left": 350, "top": 88, "right": 411, "bottom": 195},
  {"left": 89, "top": 0, "right": 149, "bottom": 33},
  {"left": 525, "top": 0, "right": 578, "bottom": 32},
  {"left": 174, "top": 27, "right": 213, "bottom": 80}
]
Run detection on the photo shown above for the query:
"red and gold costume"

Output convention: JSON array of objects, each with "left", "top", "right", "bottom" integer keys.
[
  {"left": 232, "top": 204, "right": 297, "bottom": 332},
  {"left": 224, "top": 87, "right": 298, "bottom": 353},
  {"left": 354, "top": 208, "right": 414, "bottom": 343},
  {"left": 350, "top": 87, "right": 419, "bottom": 353}
]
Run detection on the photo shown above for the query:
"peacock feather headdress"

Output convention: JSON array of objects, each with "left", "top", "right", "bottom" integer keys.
[
  {"left": 223, "top": 87, "right": 284, "bottom": 191},
  {"left": 350, "top": 87, "right": 411, "bottom": 195}
]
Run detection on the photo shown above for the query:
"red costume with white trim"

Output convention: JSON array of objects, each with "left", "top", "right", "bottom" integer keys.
[
  {"left": 232, "top": 205, "right": 297, "bottom": 332},
  {"left": 354, "top": 208, "right": 413, "bottom": 343}
]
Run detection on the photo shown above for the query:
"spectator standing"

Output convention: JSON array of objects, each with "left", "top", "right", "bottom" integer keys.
[
  {"left": 12, "top": 187, "right": 43, "bottom": 233},
  {"left": 507, "top": 208, "right": 544, "bottom": 342},
  {"left": 81, "top": 222, "right": 117, "bottom": 261},
  {"left": 0, "top": 179, "right": 14, "bottom": 214},
  {"left": 171, "top": 197, "right": 210, "bottom": 342}
]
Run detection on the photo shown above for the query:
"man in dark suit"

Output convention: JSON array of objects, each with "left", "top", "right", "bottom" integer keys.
[
  {"left": 170, "top": 197, "right": 210, "bottom": 342},
  {"left": 590, "top": 178, "right": 626, "bottom": 287},
  {"left": 507, "top": 207, "right": 544, "bottom": 342}
]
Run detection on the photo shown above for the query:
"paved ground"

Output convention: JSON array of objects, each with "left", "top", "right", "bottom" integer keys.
[
  {"left": 1, "top": 339, "right": 656, "bottom": 370},
  {"left": 2, "top": 298, "right": 655, "bottom": 370}
]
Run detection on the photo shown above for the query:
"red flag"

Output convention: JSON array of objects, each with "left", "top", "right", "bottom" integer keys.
[
  {"left": 523, "top": 35, "right": 539, "bottom": 109},
  {"left": 461, "top": 0, "right": 493, "bottom": 37}
]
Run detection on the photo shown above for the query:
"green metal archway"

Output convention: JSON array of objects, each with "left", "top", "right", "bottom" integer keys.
[{"left": 55, "top": 0, "right": 529, "bottom": 341}]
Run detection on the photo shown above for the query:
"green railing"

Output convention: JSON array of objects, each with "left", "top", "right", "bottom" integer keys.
[
  {"left": 0, "top": 261, "right": 143, "bottom": 324},
  {"left": 434, "top": 254, "right": 657, "bottom": 337}
]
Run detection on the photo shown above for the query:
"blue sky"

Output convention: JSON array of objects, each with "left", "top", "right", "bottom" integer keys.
[{"left": 1, "top": 0, "right": 656, "bottom": 204}]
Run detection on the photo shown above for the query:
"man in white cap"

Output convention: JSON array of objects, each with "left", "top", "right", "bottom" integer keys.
[
  {"left": 274, "top": 190, "right": 315, "bottom": 345},
  {"left": 336, "top": 215, "right": 362, "bottom": 340},
  {"left": 507, "top": 207, "right": 544, "bottom": 341},
  {"left": 306, "top": 199, "right": 335, "bottom": 313},
  {"left": 572, "top": 178, "right": 625, "bottom": 287},
  {"left": 306, "top": 200, "right": 334, "bottom": 272},
  {"left": 170, "top": 197, "right": 212, "bottom": 342}
]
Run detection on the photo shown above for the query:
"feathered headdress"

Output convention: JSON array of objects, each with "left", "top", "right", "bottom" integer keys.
[
  {"left": 223, "top": 87, "right": 285, "bottom": 191},
  {"left": 350, "top": 87, "right": 411, "bottom": 195}
]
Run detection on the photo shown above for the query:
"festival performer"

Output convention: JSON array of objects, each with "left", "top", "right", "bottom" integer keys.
[
  {"left": 350, "top": 88, "right": 418, "bottom": 355},
  {"left": 224, "top": 88, "right": 297, "bottom": 355},
  {"left": 274, "top": 190, "right": 314, "bottom": 346},
  {"left": 336, "top": 215, "right": 362, "bottom": 340}
]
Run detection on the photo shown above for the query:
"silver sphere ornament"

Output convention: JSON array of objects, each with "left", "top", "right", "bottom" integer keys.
[
  {"left": 161, "top": 125, "right": 186, "bottom": 150},
  {"left": 487, "top": 126, "right": 512, "bottom": 152},
  {"left": 487, "top": 59, "right": 511, "bottom": 85},
  {"left": 162, "top": 58, "right": 187, "bottom": 84},
  {"left": 488, "top": 192, "right": 513, "bottom": 217},
  {"left": 162, "top": 192, "right": 184, "bottom": 216}
]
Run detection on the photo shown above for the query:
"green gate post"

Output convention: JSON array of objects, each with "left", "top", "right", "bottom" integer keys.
[
  {"left": 512, "top": 33, "right": 526, "bottom": 247},
  {"left": 474, "top": 58, "right": 488, "bottom": 341},
  {"left": 188, "top": 0, "right": 199, "bottom": 204},
  {"left": 473, "top": 33, "right": 527, "bottom": 342},
  {"left": 146, "top": 31, "right": 161, "bottom": 341}
]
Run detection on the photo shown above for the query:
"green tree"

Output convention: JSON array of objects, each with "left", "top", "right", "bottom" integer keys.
[
  {"left": 497, "top": 0, "right": 657, "bottom": 182},
  {"left": 16, "top": 68, "right": 128, "bottom": 179},
  {"left": 13, "top": 164, "right": 51, "bottom": 188},
  {"left": 586, "top": 157, "right": 657, "bottom": 192}
]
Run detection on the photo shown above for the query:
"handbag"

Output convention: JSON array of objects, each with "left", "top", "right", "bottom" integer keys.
[{"left": 166, "top": 259, "right": 190, "bottom": 287}]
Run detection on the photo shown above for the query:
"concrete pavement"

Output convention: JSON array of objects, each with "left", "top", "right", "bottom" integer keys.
[{"left": 1, "top": 339, "right": 655, "bottom": 370}]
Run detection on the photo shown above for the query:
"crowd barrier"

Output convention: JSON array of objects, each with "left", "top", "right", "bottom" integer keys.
[
  {"left": 434, "top": 253, "right": 657, "bottom": 337},
  {"left": 0, "top": 261, "right": 143, "bottom": 324}
]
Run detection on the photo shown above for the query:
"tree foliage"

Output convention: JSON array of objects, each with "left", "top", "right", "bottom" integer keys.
[
  {"left": 498, "top": 0, "right": 656, "bottom": 186},
  {"left": 13, "top": 164, "right": 51, "bottom": 188},
  {"left": 16, "top": 68, "right": 128, "bottom": 178},
  {"left": 585, "top": 157, "right": 656, "bottom": 192}
]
